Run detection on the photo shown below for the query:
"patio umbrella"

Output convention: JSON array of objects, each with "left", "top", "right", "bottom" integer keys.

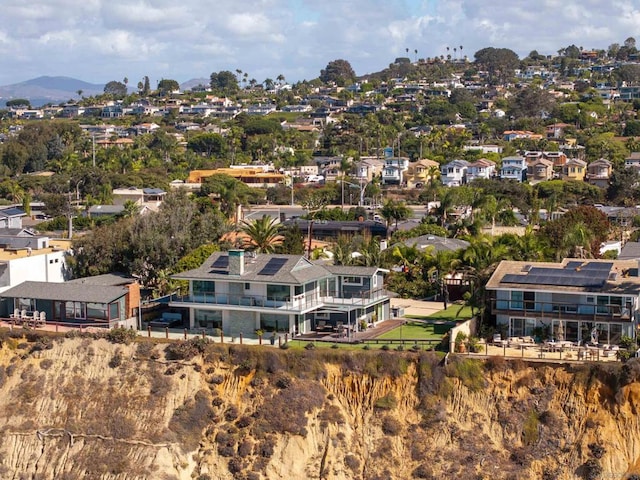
[{"left": 556, "top": 321, "right": 564, "bottom": 342}]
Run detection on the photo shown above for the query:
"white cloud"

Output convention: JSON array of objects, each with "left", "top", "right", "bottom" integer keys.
[{"left": 1, "top": 0, "right": 640, "bottom": 85}]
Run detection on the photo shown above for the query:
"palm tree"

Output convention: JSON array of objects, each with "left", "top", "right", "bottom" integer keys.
[
  {"left": 240, "top": 215, "right": 283, "bottom": 253},
  {"left": 122, "top": 200, "right": 140, "bottom": 218},
  {"left": 380, "top": 199, "right": 412, "bottom": 238},
  {"left": 339, "top": 156, "right": 352, "bottom": 208}
]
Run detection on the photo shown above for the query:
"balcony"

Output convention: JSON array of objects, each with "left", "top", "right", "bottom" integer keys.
[
  {"left": 492, "top": 299, "right": 632, "bottom": 322},
  {"left": 169, "top": 289, "right": 389, "bottom": 312}
]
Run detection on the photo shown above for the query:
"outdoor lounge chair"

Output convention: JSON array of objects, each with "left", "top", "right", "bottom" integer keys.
[
  {"left": 316, "top": 320, "right": 328, "bottom": 332},
  {"left": 9, "top": 309, "right": 19, "bottom": 322},
  {"left": 35, "top": 311, "right": 46, "bottom": 327}
]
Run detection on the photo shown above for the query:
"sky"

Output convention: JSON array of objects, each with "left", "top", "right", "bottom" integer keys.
[{"left": 2, "top": 0, "right": 640, "bottom": 87}]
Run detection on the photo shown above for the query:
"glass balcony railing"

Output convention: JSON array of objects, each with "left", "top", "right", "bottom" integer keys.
[
  {"left": 169, "top": 288, "right": 389, "bottom": 311},
  {"left": 493, "top": 299, "right": 632, "bottom": 321}
]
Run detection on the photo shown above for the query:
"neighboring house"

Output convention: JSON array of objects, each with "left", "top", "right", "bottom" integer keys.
[
  {"left": 0, "top": 208, "right": 26, "bottom": 229},
  {"left": 382, "top": 157, "right": 410, "bottom": 185},
  {"left": 0, "top": 232, "right": 70, "bottom": 294},
  {"left": 586, "top": 158, "right": 612, "bottom": 188},
  {"left": 282, "top": 219, "right": 388, "bottom": 241},
  {"left": 112, "top": 187, "right": 167, "bottom": 211},
  {"left": 562, "top": 158, "right": 587, "bottom": 181},
  {"left": 500, "top": 156, "right": 527, "bottom": 182},
  {"left": 169, "top": 250, "right": 390, "bottom": 336},
  {"left": 466, "top": 158, "right": 496, "bottom": 183},
  {"left": 314, "top": 157, "right": 345, "bottom": 183},
  {"left": 527, "top": 158, "right": 554, "bottom": 183},
  {"left": 486, "top": 258, "right": 640, "bottom": 345},
  {"left": 399, "top": 235, "right": 469, "bottom": 253},
  {"left": 440, "top": 159, "right": 469, "bottom": 187},
  {"left": 503, "top": 130, "right": 544, "bottom": 142},
  {"left": 625, "top": 152, "right": 640, "bottom": 172},
  {"left": 0, "top": 274, "right": 140, "bottom": 328},
  {"left": 406, "top": 159, "right": 440, "bottom": 188},
  {"left": 187, "top": 169, "right": 285, "bottom": 188},
  {"left": 544, "top": 151, "right": 568, "bottom": 168},
  {"left": 463, "top": 144, "right": 503, "bottom": 154},
  {"left": 355, "top": 157, "right": 385, "bottom": 182},
  {"left": 87, "top": 205, "right": 126, "bottom": 217}
]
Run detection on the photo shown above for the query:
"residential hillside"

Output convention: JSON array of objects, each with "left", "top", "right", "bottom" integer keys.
[{"left": 1, "top": 333, "right": 640, "bottom": 479}]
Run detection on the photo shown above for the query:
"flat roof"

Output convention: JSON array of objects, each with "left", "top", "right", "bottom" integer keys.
[
  {"left": 0, "top": 239, "right": 71, "bottom": 262},
  {"left": 486, "top": 258, "right": 640, "bottom": 295}
]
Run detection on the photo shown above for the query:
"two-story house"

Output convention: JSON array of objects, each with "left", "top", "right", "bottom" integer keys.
[
  {"left": 169, "top": 250, "right": 390, "bottom": 337},
  {"left": 440, "top": 159, "right": 469, "bottom": 187},
  {"left": 625, "top": 152, "right": 640, "bottom": 173},
  {"left": 486, "top": 259, "right": 640, "bottom": 345},
  {"left": 586, "top": 158, "right": 612, "bottom": 188},
  {"left": 562, "top": 158, "right": 587, "bottom": 181},
  {"left": 406, "top": 159, "right": 440, "bottom": 188},
  {"left": 381, "top": 157, "right": 410, "bottom": 185},
  {"left": 527, "top": 158, "right": 554, "bottom": 183},
  {"left": 499, "top": 156, "right": 527, "bottom": 182},
  {"left": 465, "top": 159, "right": 496, "bottom": 183}
]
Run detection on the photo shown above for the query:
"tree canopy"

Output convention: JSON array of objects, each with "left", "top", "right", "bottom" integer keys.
[
  {"left": 319, "top": 59, "right": 357, "bottom": 86},
  {"left": 473, "top": 47, "right": 520, "bottom": 84},
  {"left": 103, "top": 80, "right": 127, "bottom": 98},
  {"left": 210, "top": 71, "right": 239, "bottom": 95}
]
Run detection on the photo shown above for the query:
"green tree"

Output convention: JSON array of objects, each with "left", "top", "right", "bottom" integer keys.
[
  {"left": 319, "top": 59, "right": 357, "bottom": 86},
  {"left": 473, "top": 47, "right": 520, "bottom": 84},
  {"left": 5, "top": 99, "right": 31, "bottom": 108},
  {"left": 103, "top": 80, "right": 127, "bottom": 98},
  {"left": 201, "top": 174, "right": 251, "bottom": 221},
  {"left": 240, "top": 215, "right": 283, "bottom": 253},
  {"left": 210, "top": 71, "right": 239, "bottom": 95},
  {"left": 157, "top": 79, "right": 180, "bottom": 95}
]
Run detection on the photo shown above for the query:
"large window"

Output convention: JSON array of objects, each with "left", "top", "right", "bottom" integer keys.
[
  {"left": 86, "top": 303, "right": 108, "bottom": 321},
  {"left": 260, "top": 313, "right": 289, "bottom": 332},
  {"left": 193, "top": 281, "right": 215, "bottom": 295},
  {"left": 66, "top": 301, "right": 85, "bottom": 320},
  {"left": 267, "top": 284, "right": 290, "bottom": 302},
  {"left": 195, "top": 310, "right": 222, "bottom": 329},
  {"left": 510, "top": 317, "right": 535, "bottom": 337}
]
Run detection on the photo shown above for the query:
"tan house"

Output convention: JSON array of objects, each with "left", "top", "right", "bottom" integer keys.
[
  {"left": 562, "top": 158, "right": 587, "bottom": 181},
  {"left": 527, "top": 158, "right": 554, "bottom": 184},
  {"left": 406, "top": 159, "right": 440, "bottom": 188},
  {"left": 586, "top": 158, "right": 612, "bottom": 188}
]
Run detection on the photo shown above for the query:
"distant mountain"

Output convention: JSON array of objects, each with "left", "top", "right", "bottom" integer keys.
[
  {"left": 0, "top": 76, "right": 104, "bottom": 107},
  {"left": 180, "top": 78, "right": 210, "bottom": 91}
]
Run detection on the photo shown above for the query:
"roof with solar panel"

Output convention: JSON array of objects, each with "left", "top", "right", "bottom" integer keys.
[
  {"left": 172, "top": 251, "right": 339, "bottom": 285},
  {"left": 486, "top": 258, "right": 640, "bottom": 295}
]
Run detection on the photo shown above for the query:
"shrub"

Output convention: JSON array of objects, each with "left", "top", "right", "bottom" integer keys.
[
  {"left": 580, "top": 458, "right": 603, "bottom": 480},
  {"left": 374, "top": 393, "right": 397, "bottom": 410},
  {"left": 225, "top": 405, "right": 240, "bottom": 422},
  {"left": 136, "top": 341, "right": 155, "bottom": 359},
  {"left": 106, "top": 327, "right": 137, "bottom": 345},
  {"left": 445, "top": 358, "right": 485, "bottom": 392},
  {"left": 228, "top": 457, "right": 244, "bottom": 475},
  {"left": 168, "top": 390, "right": 215, "bottom": 451},
  {"left": 381, "top": 344, "right": 390, "bottom": 351},
  {"left": 274, "top": 374, "right": 292, "bottom": 389},
  {"left": 238, "top": 439, "right": 253, "bottom": 457},
  {"left": 522, "top": 410, "right": 539, "bottom": 446},
  {"left": 257, "top": 380, "right": 325, "bottom": 436},
  {"left": 344, "top": 454, "right": 360, "bottom": 472},
  {"left": 109, "top": 351, "right": 123, "bottom": 369},
  {"left": 166, "top": 337, "right": 212, "bottom": 361},
  {"left": 279, "top": 342, "right": 290, "bottom": 350},
  {"left": 412, "top": 465, "right": 434, "bottom": 479},
  {"left": 39, "top": 359, "right": 54, "bottom": 370},
  {"left": 304, "top": 342, "right": 315, "bottom": 350},
  {"left": 381, "top": 415, "right": 401, "bottom": 436},
  {"left": 588, "top": 443, "right": 606, "bottom": 459}
]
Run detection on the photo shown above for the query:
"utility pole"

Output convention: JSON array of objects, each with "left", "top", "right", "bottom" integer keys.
[{"left": 92, "top": 133, "right": 96, "bottom": 168}]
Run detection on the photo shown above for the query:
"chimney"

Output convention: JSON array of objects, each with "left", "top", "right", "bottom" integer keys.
[{"left": 228, "top": 249, "right": 245, "bottom": 276}]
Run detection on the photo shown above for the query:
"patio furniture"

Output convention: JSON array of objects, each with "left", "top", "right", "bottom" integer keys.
[
  {"left": 9, "top": 309, "right": 20, "bottom": 323},
  {"left": 35, "top": 311, "right": 46, "bottom": 328}
]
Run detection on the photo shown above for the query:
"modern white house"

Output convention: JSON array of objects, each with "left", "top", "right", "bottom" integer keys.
[
  {"left": 440, "top": 159, "right": 469, "bottom": 187},
  {"left": 499, "top": 156, "right": 527, "bottom": 182},
  {"left": 381, "top": 157, "right": 410, "bottom": 185},
  {"left": 465, "top": 158, "right": 496, "bottom": 183},
  {"left": 486, "top": 258, "right": 640, "bottom": 345},
  {"left": 0, "top": 230, "right": 70, "bottom": 294},
  {"left": 169, "top": 250, "right": 391, "bottom": 337}
]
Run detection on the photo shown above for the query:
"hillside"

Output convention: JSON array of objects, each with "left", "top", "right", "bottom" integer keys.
[
  {"left": 0, "top": 76, "right": 104, "bottom": 107},
  {"left": 0, "top": 331, "right": 639, "bottom": 479}
]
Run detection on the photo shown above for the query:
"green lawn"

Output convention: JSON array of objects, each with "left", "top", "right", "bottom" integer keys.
[
  {"left": 405, "top": 304, "right": 474, "bottom": 321},
  {"left": 284, "top": 340, "right": 435, "bottom": 351},
  {"left": 377, "top": 322, "right": 444, "bottom": 341}
]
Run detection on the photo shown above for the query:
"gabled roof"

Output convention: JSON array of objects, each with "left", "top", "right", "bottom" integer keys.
[
  {"left": 1, "top": 281, "right": 128, "bottom": 303},
  {"left": 173, "top": 252, "right": 333, "bottom": 285},
  {"left": 589, "top": 158, "right": 612, "bottom": 166}
]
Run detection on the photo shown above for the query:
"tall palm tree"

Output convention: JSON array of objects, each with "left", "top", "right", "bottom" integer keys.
[
  {"left": 339, "top": 156, "right": 352, "bottom": 208},
  {"left": 240, "top": 215, "right": 283, "bottom": 253}
]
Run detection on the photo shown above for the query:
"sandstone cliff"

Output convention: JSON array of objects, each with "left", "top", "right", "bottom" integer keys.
[{"left": 0, "top": 332, "right": 639, "bottom": 480}]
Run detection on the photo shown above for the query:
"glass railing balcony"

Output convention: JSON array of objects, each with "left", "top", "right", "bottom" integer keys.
[{"left": 493, "top": 299, "right": 632, "bottom": 321}]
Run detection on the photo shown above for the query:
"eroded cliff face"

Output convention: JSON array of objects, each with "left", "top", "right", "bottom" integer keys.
[{"left": 0, "top": 334, "right": 639, "bottom": 480}]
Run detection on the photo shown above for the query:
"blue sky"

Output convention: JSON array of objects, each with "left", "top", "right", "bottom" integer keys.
[{"left": 1, "top": 0, "right": 640, "bottom": 86}]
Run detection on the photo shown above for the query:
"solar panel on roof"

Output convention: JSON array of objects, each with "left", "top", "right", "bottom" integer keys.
[
  {"left": 258, "top": 258, "right": 288, "bottom": 276},
  {"left": 566, "top": 261, "right": 583, "bottom": 269},
  {"left": 211, "top": 256, "right": 229, "bottom": 268},
  {"left": 582, "top": 262, "right": 613, "bottom": 270}
]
